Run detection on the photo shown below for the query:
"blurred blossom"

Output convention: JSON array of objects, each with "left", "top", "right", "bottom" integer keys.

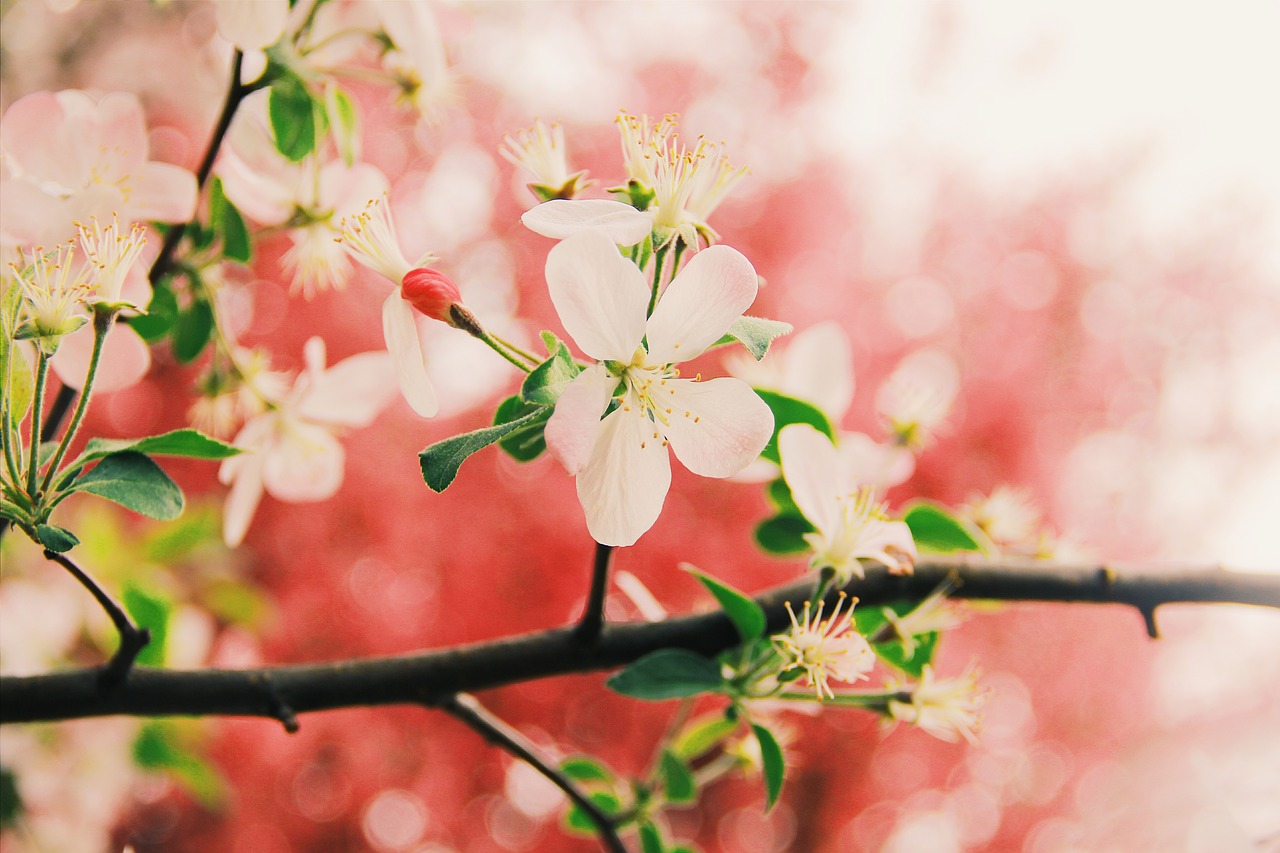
[
  {"left": 725, "top": 321, "right": 855, "bottom": 421},
  {"left": 189, "top": 346, "right": 290, "bottom": 439},
  {"left": 500, "top": 118, "right": 594, "bottom": 203},
  {"left": 773, "top": 593, "right": 874, "bottom": 699},
  {"left": 875, "top": 349, "right": 959, "bottom": 450},
  {"left": 218, "top": 337, "right": 397, "bottom": 546},
  {"left": 374, "top": 2, "right": 455, "bottom": 122},
  {"left": 213, "top": 0, "right": 288, "bottom": 52},
  {"left": 881, "top": 583, "right": 965, "bottom": 658},
  {"left": 962, "top": 485, "right": 1052, "bottom": 556},
  {"left": 887, "top": 663, "right": 987, "bottom": 745}
]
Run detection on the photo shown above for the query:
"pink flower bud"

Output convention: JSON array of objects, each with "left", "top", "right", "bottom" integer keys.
[{"left": 401, "top": 267, "right": 462, "bottom": 324}]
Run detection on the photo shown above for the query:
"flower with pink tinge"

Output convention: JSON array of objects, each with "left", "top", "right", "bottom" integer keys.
[
  {"left": 0, "top": 90, "right": 196, "bottom": 251},
  {"left": 337, "top": 197, "right": 441, "bottom": 418},
  {"left": 213, "top": 0, "right": 289, "bottom": 51},
  {"left": 500, "top": 118, "right": 594, "bottom": 203},
  {"left": 543, "top": 232, "right": 773, "bottom": 546},
  {"left": 887, "top": 663, "right": 987, "bottom": 744},
  {"left": 882, "top": 583, "right": 965, "bottom": 658},
  {"left": 218, "top": 337, "right": 397, "bottom": 546},
  {"left": 374, "top": 2, "right": 455, "bottom": 121},
  {"left": 773, "top": 593, "right": 875, "bottom": 700},
  {"left": 779, "top": 423, "right": 917, "bottom": 581}
]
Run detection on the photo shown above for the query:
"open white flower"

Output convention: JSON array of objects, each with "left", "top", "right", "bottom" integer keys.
[
  {"left": 773, "top": 593, "right": 874, "bottom": 699},
  {"left": 500, "top": 118, "right": 593, "bottom": 203},
  {"left": 779, "top": 423, "right": 917, "bottom": 581},
  {"left": 887, "top": 663, "right": 987, "bottom": 744},
  {"left": 543, "top": 232, "right": 773, "bottom": 546},
  {"left": 218, "top": 337, "right": 396, "bottom": 546}
]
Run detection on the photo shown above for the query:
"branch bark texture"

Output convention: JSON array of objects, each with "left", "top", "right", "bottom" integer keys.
[{"left": 3, "top": 558, "right": 1277, "bottom": 726}]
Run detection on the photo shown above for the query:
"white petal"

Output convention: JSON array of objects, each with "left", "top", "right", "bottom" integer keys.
[
  {"left": 50, "top": 324, "right": 150, "bottom": 392},
  {"left": 261, "top": 421, "right": 345, "bottom": 502},
  {"left": 215, "top": 0, "right": 289, "bottom": 50},
  {"left": 544, "top": 365, "right": 618, "bottom": 475},
  {"left": 575, "top": 408, "right": 672, "bottom": 547},
  {"left": 521, "top": 199, "right": 651, "bottom": 246},
  {"left": 662, "top": 378, "right": 773, "bottom": 478},
  {"left": 382, "top": 292, "right": 438, "bottom": 417},
  {"left": 780, "top": 321, "right": 855, "bottom": 419},
  {"left": 298, "top": 351, "right": 397, "bottom": 428},
  {"left": 645, "top": 244, "right": 758, "bottom": 364},
  {"left": 778, "top": 423, "right": 841, "bottom": 536},
  {"left": 221, "top": 448, "right": 265, "bottom": 547},
  {"left": 838, "top": 432, "right": 916, "bottom": 489},
  {"left": 545, "top": 232, "right": 648, "bottom": 362}
]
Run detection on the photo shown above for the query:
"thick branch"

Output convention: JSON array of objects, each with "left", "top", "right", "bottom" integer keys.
[
  {"left": 3, "top": 558, "right": 1277, "bottom": 725},
  {"left": 439, "top": 693, "right": 627, "bottom": 853}
]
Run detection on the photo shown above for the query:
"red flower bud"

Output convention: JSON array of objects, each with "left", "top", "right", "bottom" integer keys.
[{"left": 400, "top": 267, "right": 462, "bottom": 324}]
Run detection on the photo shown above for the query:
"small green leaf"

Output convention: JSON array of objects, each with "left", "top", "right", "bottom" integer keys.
[
  {"left": 559, "top": 757, "right": 616, "bottom": 784},
  {"left": 0, "top": 766, "right": 21, "bottom": 828},
  {"left": 268, "top": 73, "right": 318, "bottom": 162},
  {"left": 717, "top": 316, "right": 793, "bottom": 361},
  {"left": 72, "top": 452, "right": 184, "bottom": 520},
  {"left": 492, "top": 395, "right": 551, "bottom": 462},
  {"left": 563, "top": 791, "right": 621, "bottom": 835},
  {"left": 659, "top": 751, "right": 696, "bottom": 804},
  {"left": 521, "top": 335, "right": 582, "bottom": 405},
  {"left": 639, "top": 821, "right": 665, "bottom": 853},
  {"left": 686, "top": 568, "right": 765, "bottom": 642},
  {"left": 209, "top": 177, "right": 252, "bottom": 263},
  {"left": 128, "top": 280, "right": 178, "bottom": 342},
  {"left": 83, "top": 429, "right": 241, "bottom": 462},
  {"left": 325, "top": 82, "right": 360, "bottom": 166},
  {"left": 751, "top": 723, "right": 785, "bottom": 811},
  {"left": 419, "top": 407, "right": 548, "bottom": 491},
  {"left": 35, "top": 523, "right": 79, "bottom": 553},
  {"left": 123, "top": 582, "right": 171, "bottom": 667},
  {"left": 132, "top": 721, "right": 225, "bottom": 808},
  {"left": 753, "top": 514, "right": 814, "bottom": 555},
  {"left": 856, "top": 601, "right": 941, "bottom": 678},
  {"left": 673, "top": 714, "right": 739, "bottom": 761},
  {"left": 902, "top": 502, "right": 983, "bottom": 553},
  {"left": 172, "top": 298, "right": 214, "bottom": 363},
  {"left": 606, "top": 649, "right": 726, "bottom": 700},
  {"left": 754, "top": 390, "right": 834, "bottom": 464}
]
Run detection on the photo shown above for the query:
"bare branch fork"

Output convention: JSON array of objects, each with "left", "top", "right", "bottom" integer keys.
[{"left": 3, "top": 557, "right": 1277, "bottom": 726}]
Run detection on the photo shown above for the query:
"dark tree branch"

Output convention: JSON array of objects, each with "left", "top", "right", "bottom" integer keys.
[
  {"left": 2, "top": 558, "right": 1277, "bottom": 725},
  {"left": 439, "top": 693, "right": 627, "bottom": 853},
  {"left": 574, "top": 542, "right": 614, "bottom": 645},
  {"left": 42, "top": 549, "right": 150, "bottom": 690}
]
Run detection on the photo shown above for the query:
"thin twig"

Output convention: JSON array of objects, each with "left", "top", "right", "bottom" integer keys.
[
  {"left": 2, "top": 559, "right": 1278, "bottom": 724},
  {"left": 574, "top": 542, "right": 614, "bottom": 644},
  {"left": 42, "top": 549, "right": 150, "bottom": 690},
  {"left": 439, "top": 693, "right": 628, "bottom": 853}
]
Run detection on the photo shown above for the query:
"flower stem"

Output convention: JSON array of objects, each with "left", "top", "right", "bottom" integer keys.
[
  {"left": 490, "top": 333, "right": 540, "bottom": 365},
  {"left": 475, "top": 329, "right": 534, "bottom": 373},
  {"left": 25, "top": 352, "right": 48, "bottom": 501},
  {"left": 40, "top": 308, "right": 114, "bottom": 493},
  {"left": 647, "top": 244, "right": 669, "bottom": 317}
]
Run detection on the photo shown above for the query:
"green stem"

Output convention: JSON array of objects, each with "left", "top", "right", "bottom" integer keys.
[
  {"left": 647, "top": 245, "right": 669, "bottom": 317},
  {"left": 475, "top": 329, "right": 533, "bottom": 373},
  {"left": 490, "top": 333, "right": 540, "bottom": 366},
  {"left": 40, "top": 309, "right": 114, "bottom": 493},
  {"left": 778, "top": 689, "right": 910, "bottom": 709},
  {"left": 25, "top": 352, "right": 49, "bottom": 501},
  {"left": 1, "top": 376, "right": 22, "bottom": 490}
]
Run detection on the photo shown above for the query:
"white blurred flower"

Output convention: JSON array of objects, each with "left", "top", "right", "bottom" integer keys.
[
  {"left": 876, "top": 349, "right": 959, "bottom": 450},
  {"left": 375, "top": 2, "right": 455, "bottom": 121},
  {"left": 887, "top": 663, "right": 987, "bottom": 744},
  {"left": 962, "top": 485, "right": 1049, "bottom": 554},
  {"left": 213, "top": 0, "right": 289, "bottom": 51},
  {"left": 881, "top": 584, "right": 964, "bottom": 657},
  {"left": 500, "top": 118, "right": 593, "bottom": 202},
  {"left": 774, "top": 593, "right": 875, "bottom": 699}
]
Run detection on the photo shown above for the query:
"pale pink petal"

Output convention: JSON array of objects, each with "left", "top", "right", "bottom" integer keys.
[
  {"left": 838, "top": 432, "right": 916, "bottom": 489},
  {"left": 576, "top": 408, "right": 672, "bottom": 547},
  {"left": 215, "top": 0, "right": 290, "bottom": 50},
  {"left": 220, "top": 420, "right": 269, "bottom": 547},
  {"left": 662, "top": 378, "right": 773, "bottom": 477},
  {"left": 0, "top": 92, "right": 86, "bottom": 188},
  {"left": 544, "top": 365, "right": 618, "bottom": 475},
  {"left": 50, "top": 325, "right": 149, "bottom": 392},
  {"left": 382, "top": 291, "right": 438, "bottom": 417},
  {"left": 644, "top": 244, "right": 758, "bottom": 363},
  {"left": 218, "top": 147, "right": 296, "bottom": 224},
  {"left": 298, "top": 352, "right": 397, "bottom": 428},
  {"left": 521, "top": 199, "right": 651, "bottom": 246},
  {"left": 91, "top": 92, "right": 148, "bottom": 182},
  {"left": 319, "top": 161, "right": 389, "bottom": 217},
  {"left": 129, "top": 162, "right": 198, "bottom": 224},
  {"left": 0, "top": 177, "right": 68, "bottom": 247},
  {"left": 545, "top": 232, "right": 649, "bottom": 362},
  {"left": 261, "top": 422, "right": 345, "bottom": 502},
  {"left": 780, "top": 321, "right": 855, "bottom": 419},
  {"left": 779, "top": 423, "right": 841, "bottom": 536}
]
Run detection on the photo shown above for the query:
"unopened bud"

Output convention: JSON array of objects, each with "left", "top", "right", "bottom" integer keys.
[{"left": 401, "top": 267, "right": 463, "bottom": 324}]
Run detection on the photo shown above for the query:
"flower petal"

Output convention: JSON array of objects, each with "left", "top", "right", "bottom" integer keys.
[
  {"left": 521, "top": 199, "right": 651, "bottom": 246},
  {"left": 220, "top": 425, "right": 268, "bottom": 547},
  {"left": 779, "top": 321, "right": 855, "bottom": 419},
  {"left": 575, "top": 407, "right": 672, "bottom": 547},
  {"left": 544, "top": 364, "right": 617, "bottom": 475},
  {"left": 261, "top": 421, "right": 345, "bottom": 502},
  {"left": 778, "top": 423, "right": 841, "bottom": 536},
  {"left": 645, "top": 244, "right": 758, "bottom": 363},
  {"left": 382, "top": 291, "right": 438, "bottom": 417},
  {"left": 838, "top": 431, "right": 916, "bottom": 489},
  {"left": 215, "top": 0, "right": 290, "bottom": 50},
  {"left": 662, "top": 378, "right": 773, "bottom": 477},
  {"left": 545, "top": 232, "right": 648, "bottom": 362},
  {"left": 50, "top": 324, "right": 150, "bottom": 392},
  {"left": 129, "top": 162, "right": 198, "bottom": 224},
  {"left": 298, "top": 351, "right": 397, "bottom": 428}
]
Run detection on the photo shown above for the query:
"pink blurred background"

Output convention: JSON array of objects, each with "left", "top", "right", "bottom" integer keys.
[{"left": 2, "top": 2, "right": 1278, "bottom": 852}]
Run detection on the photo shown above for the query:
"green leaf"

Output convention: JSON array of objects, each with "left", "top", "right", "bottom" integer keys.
[
  {"left": 606, "top": 649, "right": 726, "bottom": 700},
  {"left": 753, "top": 514, "right": 814, "bottom": 555},
  {"left": 419, "top": 407, "right": 548, "bottom": 491},
  {"left": 639, "top": 821, "right": 665, "bottom": 853},
  {"left": 751, "top": 723, "right": 785, "bottom": 812},
  {"left": 35, "top": 523, "right": 79, "bottom": 553},
  {"left": 521, "top": 335, "right": 582, "bottom": 405},
  {"left": 563, "top": 791, "right": 621, "bottom": 836},
  {"left": 83, "top": 429, "right": 241, "bottom": 462},
  {"left": 1, "top": 284, "right": 34, "bottom": 430},
  {"left": 268, "top": 73, "right": 318, "bottom": 162},
  {"left": 172, "top": 298, "right": 214, "bottom": 363},
  {"left": 754, "top": 389, "right": 834, "bottom": 464},
  {"left": 325, "top": 82, "right": 360, "bottom": 166},
  {"left": 0, "top": 766, "right": 21, "bottom": 828},
  {"left": 686, "top": 568, "right": 765, "bottom": 642},
  {"left": 492, "top": 395, "right": 551, "bottom": 462},
  {"left": 123, "top": 582, "right": 171, "bottom": 667},
  {"left": 902, "top": 502, "right": 983, "bottom": 553},
  {"left": 559, "top": 757, "right": 616, "bottom": 784},
  {"left": 766, "top": 477, "right": 800, "bottom": 514},
  {"left": 659, "top": 751, "right": 696, "bottom": 805},
  {"left": 128, "top": 279, "right": 178, "bottom": 342},
  {"left": 672, "top": 714, "right": 739, "bottom": 761},
  {"left": 72, "top": 452, "right": 184, "bottom": 520},
  {"left": 717, "top": 316, "right": 793, "bottom": 361},
  {"left": 855, "top": 601, "right": 941, "bottom": 678},
  {"left": 132, "top": 721, "right": 225, "bottom": 808},
  {"left": 209, "top": 177, "right": 252, "bottom": 263}
]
